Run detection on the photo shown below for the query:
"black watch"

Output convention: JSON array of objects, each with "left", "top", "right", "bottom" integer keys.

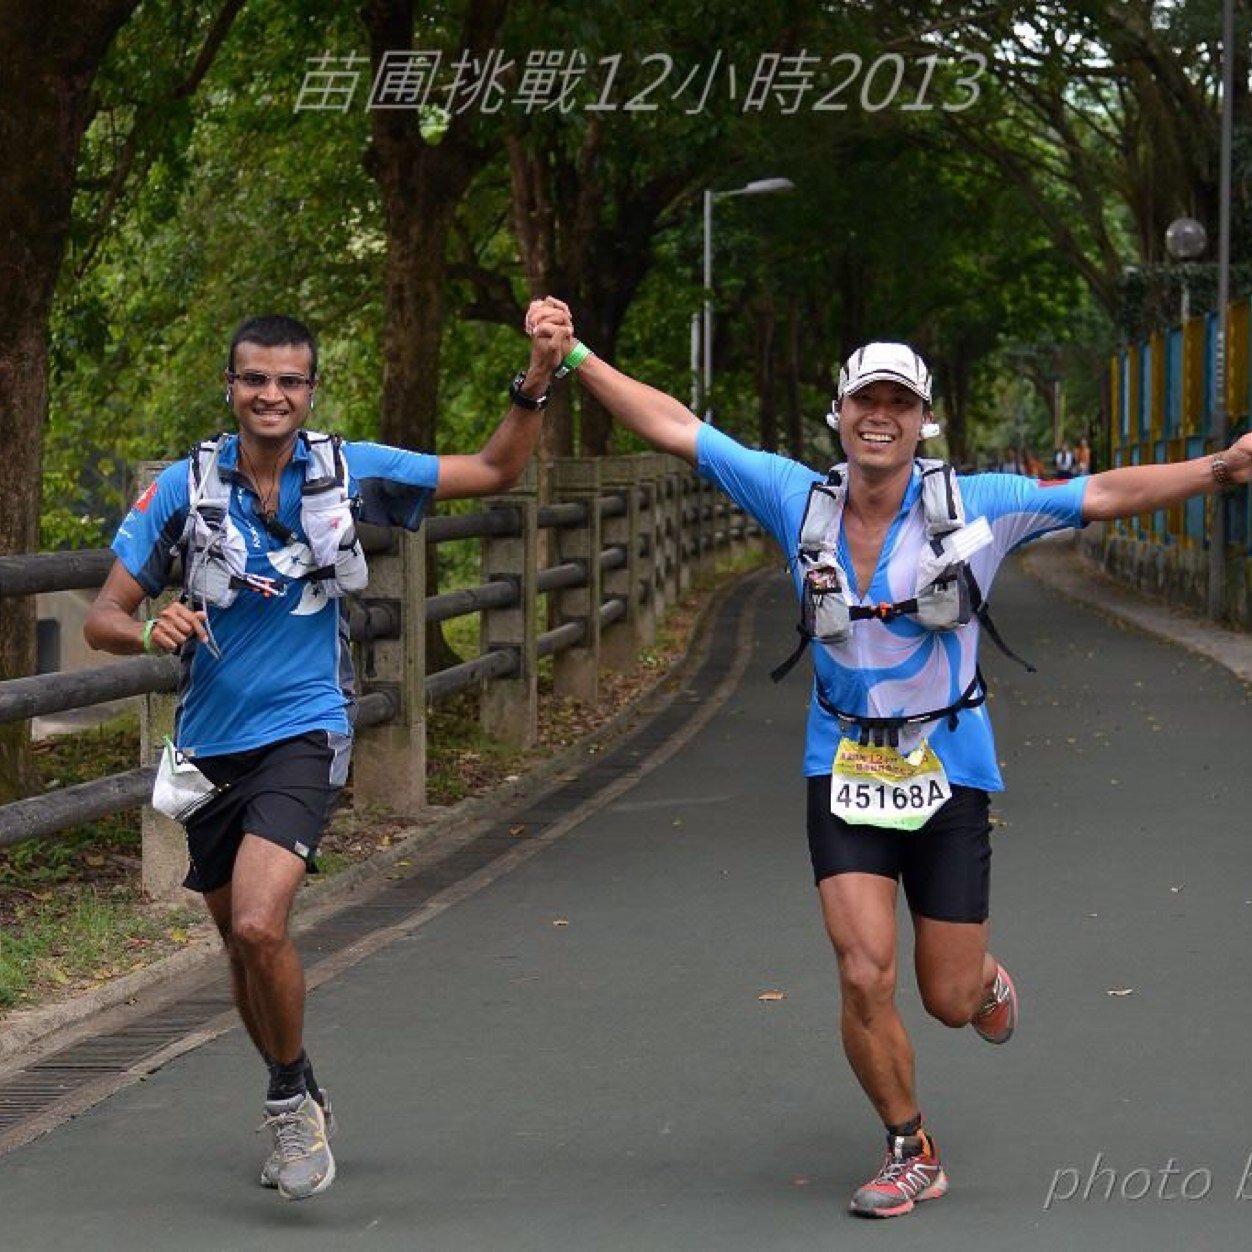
[{"left": 509, "top": 370, "right": 550, "bottom": 411}]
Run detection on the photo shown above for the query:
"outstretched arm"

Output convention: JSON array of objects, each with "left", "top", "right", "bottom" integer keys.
[
  {"left": 1081, "top": 432, "right": 1252, "bottom": 521},
  {"left": 434, "top": 299, "right": 571, "bottom": 500}
]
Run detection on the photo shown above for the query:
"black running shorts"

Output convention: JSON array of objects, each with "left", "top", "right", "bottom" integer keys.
[
  {"left": 806, "top": 778, "right": 992, "bottom": 923},
  {"left": 182, "top": 730, "right": 351, "bottom": 893}
]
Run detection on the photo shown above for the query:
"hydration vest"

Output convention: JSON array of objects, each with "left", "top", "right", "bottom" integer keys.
[
  {"left": 181, "top": 430, "right": 369, "bottom": 608},
  {"left": 772, "top": 459, "right": 1033, "bottom": 745}
]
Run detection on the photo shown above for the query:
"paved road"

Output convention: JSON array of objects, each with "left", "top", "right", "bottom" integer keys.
[{"left": 1, "top": 550, "right": 1250, "bottom": 1250}]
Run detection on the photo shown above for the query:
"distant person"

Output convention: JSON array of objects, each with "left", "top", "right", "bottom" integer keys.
[
  {"left": 83, "top": 303, "right": 570, "bottom": 1201},
  {"left": 1021, "top": 448, "right": 1043, "bottom": 479},
  {"left": 1053, "top": 442, "right": 1075, "bottom": 479},
  {"left": 1075, "top": 437, "right": 1091, "bottom": 476},
  {"left": 539, "top": 306, "right": 1252, "bottom": 1219},
  {"left": 997, "top": 448, "right": 1021, "bottom": 475}
]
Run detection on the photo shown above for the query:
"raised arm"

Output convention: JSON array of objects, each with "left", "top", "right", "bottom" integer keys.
[
  {"left": 572, "top": 351, "right": 701, "bottom": 467},
  {"left": 1081, "top": 431, "right": 1252, "bottom": 521},
  {"left": 434, "top": 299, "right": 570, "bottom": 500}
]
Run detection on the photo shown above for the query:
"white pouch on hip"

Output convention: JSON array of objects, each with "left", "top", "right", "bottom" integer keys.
[{"left": 151, "top": 737, "right": 218, "bottom": 823}]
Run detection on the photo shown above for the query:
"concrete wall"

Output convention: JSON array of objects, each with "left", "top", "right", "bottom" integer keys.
[{"left": 1081, "top": 525, "right": 1252, "bottom": 628}]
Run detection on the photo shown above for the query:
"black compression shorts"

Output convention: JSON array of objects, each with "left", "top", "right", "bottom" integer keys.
[
  {"left": 182, "top": 730, "right": 350, "bottom": 893},
  {"left": 806, "top": 778, "right": 992, "bottom": 923}
]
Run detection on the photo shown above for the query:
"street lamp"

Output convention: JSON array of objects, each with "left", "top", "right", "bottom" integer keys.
[
  {"left": 698, "top": 177, "right": 795, "bottom": 420},
  {"left": 1164, "top": 215, "right": 1208, "bottom": 321}
]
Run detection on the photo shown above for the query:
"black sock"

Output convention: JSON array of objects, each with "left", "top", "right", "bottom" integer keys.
[
  {"left": 885, "top": 1114, "right": 923, "bottom": 1140},
  {"left": 267, "top": 1051, "right": 309, "bottom": 1104},
  {"left": 303, "top": 1056, "right": 322, "bottom": 1106}
]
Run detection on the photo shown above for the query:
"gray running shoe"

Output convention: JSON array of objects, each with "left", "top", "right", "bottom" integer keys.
[
  {"left": 261, "top": 1090, "right": 336, "bottom": 1189},
  {"left": 260, "top": 1092, "right": 336, "bottom": 1200}
]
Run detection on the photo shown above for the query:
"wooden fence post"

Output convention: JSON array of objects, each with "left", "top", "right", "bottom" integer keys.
[
  {"left": 479, "top": 465, "right": 538, "bottom": 746},
  {"left": 633, "top": 455, "right": 660, "bottom": 645},
  {"left": 660, "top": 461, "right": 684, "bottom": 601},
  {"left": 132, "top": 461, "right": 193, "bottom": 902},
  {"left": 551, "top": 458, "right": 602, "bottom": 703},
  {"left": 352, "top": 528, "right": 427, "bottom": 813},
  {"left": 599, "top": 457, "right": 643, "bottom": 669}
]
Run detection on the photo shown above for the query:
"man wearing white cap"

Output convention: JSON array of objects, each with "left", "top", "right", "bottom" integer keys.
[{"left": 539, "top": 311, "right": 1252, "bottom": 1218}]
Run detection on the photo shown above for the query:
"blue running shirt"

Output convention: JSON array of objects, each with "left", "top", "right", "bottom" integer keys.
[
  {"left": 696, "top": 424, "right": 1087, "bottom": 790},
  {"left": 112, "top": 435, "right": 438, "bottom": 758}
]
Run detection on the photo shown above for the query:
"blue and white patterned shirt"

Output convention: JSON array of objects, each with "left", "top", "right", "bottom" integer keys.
[
  {"left": 696, "top": 423, "right": 1087, "bottom": 790},
  {"left": 112, "top": 434, "right": 438, "bottom": 758}
]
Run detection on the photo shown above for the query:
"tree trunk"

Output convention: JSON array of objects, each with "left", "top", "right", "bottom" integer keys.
[
  {"left": 360, "top": 0, "right": 508, "bottom": 673},
  {"left": 506, "top": 136, "right": 574, "bottom": 463},
  {"left": 0, "top": 0, "right": 142, "bottom": 801},
  {"left": 754, "top": 298, "right": 777, "bottom": 451},
  {"left": 784, "top": 297, "right": 804, "bottom": 460},
  {"left": 937, "top": 345, "right": 972, "bottom": 467},
  {"left": 502, "top": 118, "right": 690, "bottom": 458}
]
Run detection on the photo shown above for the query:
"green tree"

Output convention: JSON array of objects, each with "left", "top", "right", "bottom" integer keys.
[{"left": 0, "top": 0, "right": 226, "bottom": 800}]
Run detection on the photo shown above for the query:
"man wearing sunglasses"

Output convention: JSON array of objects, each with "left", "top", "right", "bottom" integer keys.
[{"left": 84, "top": 303, "right": 569, "bottom": 1201}]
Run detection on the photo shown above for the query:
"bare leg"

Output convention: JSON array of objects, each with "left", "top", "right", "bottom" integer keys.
[
  {"left": 205, "top": 835, "right": 308, "bottom": 1064},
  {"left": 203, "top": 880, "right": 267, "bottom": 1060},
  {"left": 912, "top": 915, "right": 997, "bottom": 1027},
  {"left": 817, "top": 872, "right": 917, "bottom": 1127}
]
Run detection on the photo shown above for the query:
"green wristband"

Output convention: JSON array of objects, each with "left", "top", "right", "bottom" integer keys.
[
  {"left": 141, "top": 619, "right": 158, "bottom": 654},
  {"left": 554, "top": 341, "right": 591, "bottom": 380}
]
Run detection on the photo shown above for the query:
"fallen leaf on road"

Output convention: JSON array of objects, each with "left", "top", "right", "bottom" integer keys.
[
  {"left": 509, "top": 824, "right": 526, "bottom": 837},
  {"left": 552, "top": 918, "right": 569, "bottom": 927},
  {"left": 1107, "top": 988, "right": 1134, "bottom": 997},
  {"left": 758, "top": 990, "right": 787, "bottom": 1002}
]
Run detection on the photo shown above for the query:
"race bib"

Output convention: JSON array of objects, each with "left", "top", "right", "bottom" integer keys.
[{"left": 831, "top": 738, "right": 951, "bottom": 832}]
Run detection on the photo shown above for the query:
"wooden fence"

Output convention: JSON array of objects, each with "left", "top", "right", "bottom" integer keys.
[{"left": 0, "top": 454, "right": 762, "bottom": 897}]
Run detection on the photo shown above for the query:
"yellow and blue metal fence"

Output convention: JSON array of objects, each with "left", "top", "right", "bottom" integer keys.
[{"left": 1105, "top": 299, "right": 1252, "bottom": 621}]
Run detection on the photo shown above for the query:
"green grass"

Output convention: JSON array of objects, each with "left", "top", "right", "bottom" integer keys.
[
  {"left": 3, "top": 711, "right": 143, "bottom": 890},
  {"left": 0, "top": 884, "right": 199, "bottom": 1010}
]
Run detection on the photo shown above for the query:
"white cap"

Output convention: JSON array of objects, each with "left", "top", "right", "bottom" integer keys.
[{"left": 836, "top": 342, "right": 932, "bottom": 406}]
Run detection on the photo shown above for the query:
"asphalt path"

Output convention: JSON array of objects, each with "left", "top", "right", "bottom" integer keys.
[{"left": 1, "top": 551, "right": 1250, "bottom": 1250}]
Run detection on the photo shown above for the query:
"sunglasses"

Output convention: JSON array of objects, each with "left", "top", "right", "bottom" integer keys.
[{"left": 226, "top": 370, "right": 315, "bottom": 393}]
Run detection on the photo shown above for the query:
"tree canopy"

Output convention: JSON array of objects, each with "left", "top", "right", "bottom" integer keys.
[{"left": 6, "top": 1, "right": 1251, "bottom": 535}]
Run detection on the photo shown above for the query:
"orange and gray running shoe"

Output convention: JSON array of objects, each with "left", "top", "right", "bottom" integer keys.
[
  {"left": 850, "top": 1128, "right": 948, "bottom": 1218},
  {"left": 972, "top": 962, "right": 1018, "bottom": 1044}
]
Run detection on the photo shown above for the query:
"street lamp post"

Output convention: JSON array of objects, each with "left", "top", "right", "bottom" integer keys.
[
  {"left": 699, "top": 177, "right": 795, "bottom": 420},
  {"left": 1209, "top": 0, "right": 1235, "bottom": 620}
]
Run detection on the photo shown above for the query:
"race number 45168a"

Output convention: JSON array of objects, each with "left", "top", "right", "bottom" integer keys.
[{"left": 831, "top": 739, "right": 951, "bottom": 832}]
